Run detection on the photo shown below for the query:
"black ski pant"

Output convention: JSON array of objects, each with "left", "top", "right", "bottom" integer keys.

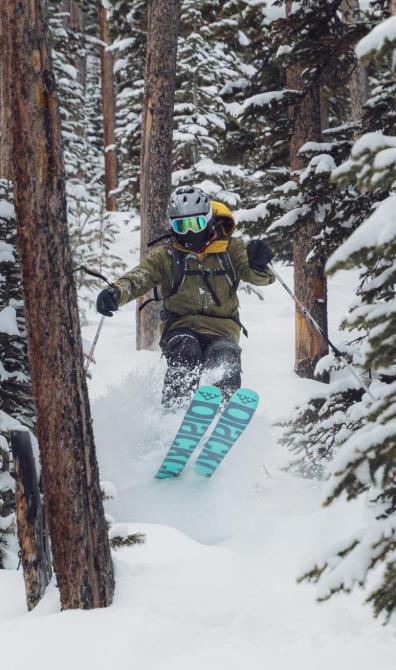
[{"left": 160, "top": 328, "right": 242, "bottom": 408}]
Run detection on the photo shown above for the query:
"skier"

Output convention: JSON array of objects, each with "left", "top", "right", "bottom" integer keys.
[{"left": 96, "top": 186, "right": 275, "bottom": 408}]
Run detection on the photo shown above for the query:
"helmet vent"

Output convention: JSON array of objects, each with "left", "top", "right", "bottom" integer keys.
[{"left": 168, "top": 186, "right": 211, "bottom": 220}]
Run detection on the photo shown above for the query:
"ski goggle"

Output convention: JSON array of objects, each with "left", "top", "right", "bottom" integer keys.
[{"left": 170, "top": 215, "right": 208, "bottom": 235}]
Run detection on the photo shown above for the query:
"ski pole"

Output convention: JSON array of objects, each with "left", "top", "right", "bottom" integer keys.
[
  {"left": 268, "top": 263, "right": 375, "bottom": 400},
  {"left": 73, "top": 266, "right": 115, "bottom": 376},
  {"left": 85, "top": 315, "right": 106, "bottom": 374}
]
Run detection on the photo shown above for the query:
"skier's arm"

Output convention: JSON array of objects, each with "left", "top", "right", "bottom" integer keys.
[
  {"left": 231, "top": 239, "right": 276, "bottom": 286},
  {"left": 113, "top": 248, "right": 164, "bottom": 306}
]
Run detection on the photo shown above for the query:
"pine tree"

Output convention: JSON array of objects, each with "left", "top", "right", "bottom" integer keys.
[
  {"left": 298, "top": 5, "right": 396, "bottom": 622},
  {"left": 220, "top": 0, "right": 292, "bottom": 250},
  {"left": 49, "top": 1, "right": 124, "bottom": 310},
  {"left": 280, "top": 347, "right": 367, "bottom": 479},
  {"left": 137, "top": 0, "right": 181, "bottom": 350},
  {"left": 3, "top": 0, "right": 115, "bottom": 608},
  {"left": 107, "top": 0, "right": 147, "bottom": 210},
  {"left": 98, "top": 2, "right": 118, "bottom": 211},
  {"left": 172, "top": 0, "right": 249, "bottom": 206},
  {"left": 221, "top": 1, "right": 364, "bottom": 377},
  {"left": 280, "top": 0, "right": 395, "bottom": 480},
  {"left": 230, "top": 2, "right": 368, "bottom": 260},
  {"left": 0, "top": 180, "right": 35, "bottom": 568}
]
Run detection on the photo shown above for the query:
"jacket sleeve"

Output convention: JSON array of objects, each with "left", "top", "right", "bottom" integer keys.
[
  {"left": 113, "top": 248, "right": 165, "bottom": 306},
  {"left": 231, "top": 239, "right": 276, "bottom": 287}
]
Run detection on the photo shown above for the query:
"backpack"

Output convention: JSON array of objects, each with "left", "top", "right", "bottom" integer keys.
[{"left": 139, "top": 244, "right": 248, "bottom": 338}]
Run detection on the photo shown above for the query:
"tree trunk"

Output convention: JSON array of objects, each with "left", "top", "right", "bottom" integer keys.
[
  {"left": 3, "top": 0, "right": 114, "bottom": 610},
  {"left": 0, "top": 5, "right": 11, "bottom": 180},
  {"left": 98, "top": 2, "right": 118, "bottom": 212},
  {"left": 137, "top": 0, "right": 181, "bottom": 351},
  {"left": 11, "top": 430, "right": 52, "bottom": 611},
  {"left": 62, "top": 1, "right": 86, "bottom": 90},
  {"left": 65, "top": 0, "right": 83, "bottom": 30},
  {"left": 286, "top": 1, "right": 329, "bottom": 379},
  {"left": 341, "top": 0, "right": 368, "bottom": 122}
]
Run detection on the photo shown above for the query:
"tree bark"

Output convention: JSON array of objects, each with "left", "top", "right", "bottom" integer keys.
[
  {"left": 11, "top": 430, "right": 52, "bottom": 611},
  {"left": 64, "top": 0, "right": 83, "bottom": 30},
  {"left": 3, "top": 0, "right": 114, "bottom": 610},
  {"left": 98, "top": 2, "right": 118, "bottom": 212},
  {"left": 341, "top": 0, "right": 368, "bottom": 122},
  {"left": 62, "top": 1, "right": 86, "bottom": 90},
  {"left": 286, "top": 1, "right": 329, "bottom": 379},
  {"left": 137, "top": 0, "right": 181, "bottom": 351},
  {"left": 0, "top": 5, "right": 11, "bottom": 180}
]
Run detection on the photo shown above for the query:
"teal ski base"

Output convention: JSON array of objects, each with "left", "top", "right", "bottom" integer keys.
[
  {"left": 155, "top": 386, "right": 222, "bottom": 479},
  {"left": 194, "top": 388, "right": 259, "bottom": 477}
]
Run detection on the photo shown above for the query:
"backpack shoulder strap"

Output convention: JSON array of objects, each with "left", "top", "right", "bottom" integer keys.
[
  {"left": 219, "top": 251, "right": 238, "bottom": 289},
  {"left": 139, "top": 247, "right": 187, "bottom": 313},
  {"left": 170, "top": 247, "right": 187, "bottom": 294}
]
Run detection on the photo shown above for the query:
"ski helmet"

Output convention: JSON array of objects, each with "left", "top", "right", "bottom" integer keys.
[{"left": 168, "top": 187, "right": 214, "bottom": 251}]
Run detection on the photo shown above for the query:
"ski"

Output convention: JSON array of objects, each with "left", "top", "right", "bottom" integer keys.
[
  {"left": 194, "top": 388, "right": 259, "bottom": 477},
  {"left": 155, "top": 385, "right": 222, "bottom": 479}
]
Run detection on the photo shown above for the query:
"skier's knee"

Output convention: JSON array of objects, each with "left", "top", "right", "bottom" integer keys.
[
  {"left": 162, "top": 332, "right": 203, "bottom": 369},
  {"left": 204, "top": 338, "right": 241, "bottom": 375},
  {"left": 201, "top": 338, "right": 242, "bottom": 401}
]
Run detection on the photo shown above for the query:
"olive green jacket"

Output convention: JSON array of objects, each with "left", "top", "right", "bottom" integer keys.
[
  {"left": 114, "top": 237, "right": 275, "bottom": 341},
  {"left": 114, "top": 238, "right": 275, "bottom": 342}
]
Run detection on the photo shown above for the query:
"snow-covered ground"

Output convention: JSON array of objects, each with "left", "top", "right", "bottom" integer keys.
[{"left": 1, "top": 226, "right": 395, "bottom": 669}]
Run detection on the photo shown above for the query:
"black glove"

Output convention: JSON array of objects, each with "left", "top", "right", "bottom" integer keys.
[
  {"left": 96, "top": 286, "right": 120, "bottom": 317},
  {"left": 246, "top": 239, "right": 273, "bottom": 272}
]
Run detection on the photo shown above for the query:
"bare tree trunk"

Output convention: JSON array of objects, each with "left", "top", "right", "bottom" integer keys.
[
  {"left": 62, "top": 1, "right": 86, "bottom": 90},
  {"left": 65, "top": 0, "right": 83, "bottom": 29},
  {"left": 3, "top": 0, "right": 114, "bottom": 610},
  {"left": 286, "top": 1, "right": 329, "bottom": 379},
  {"left": 11, "top": 430, "right": 52, "bottom": 611},
  {"left": 320, "top": 89, "right": 330, "bottom": 133},
  {"left": 98, "top": 2, "right": 118, "bottom": 211},
  {"left": 341, "top": 0, "right": 368, "bottom": 122},
  {"left": 137, "top": 0, "right": 181, "bottom": 351},
  {"left": 0, "top": 5, "right": 11, "bottom": 180}
]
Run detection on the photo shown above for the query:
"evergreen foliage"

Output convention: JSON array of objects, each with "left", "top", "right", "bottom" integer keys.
[
  {"left": 109, "top": 532, "right": 146, "bottom": 549},
  {"left": 292, "top": 7, "right": 396, "bottom": 622},
  {"left": 107, "top": 0, "right": 147, "bottom": 209},
  {"left": 278, "top": 0, "right": 396, "bottom": 482},
  {"left": 171, "top": 0, "right": 251, "bottom": 206},
  {"left": 226, "top": 1, "right": 294, "bottom": 254},
  {"left": 0, "top": 180, "right": 35, "bottom": 568},
  {"left": 280, "top": 349, "right": 366, "bottom": 479},
  {"left": 49, "top": 1, "right": 124, "bottom": 309},
  {"left": 228, "top": 1, "right": 370, "bottom": 264},
  {"left": 100, "top": 480, "right": 146, "bottom": 550}
]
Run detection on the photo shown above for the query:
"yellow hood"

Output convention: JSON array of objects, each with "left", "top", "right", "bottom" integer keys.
[
  {"left": 211, "top": 201, "right": 236, "bottom": 238},
  {"left": 172, "top": 200, "right": 236, "bottom": 258}
]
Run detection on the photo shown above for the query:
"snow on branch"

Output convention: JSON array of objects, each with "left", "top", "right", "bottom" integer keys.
[
  {"left": 235, "top": 203, "right": 270, "bottom": 225},
  {"left": 267, "top": 205, "right": 310, "bottom": 232},
  {"left": 327, "top": 195, "right": 396, "bottom": 272},
  {"left": 356, "top": 16, "right": 396, "bottom": 62},
  {"left": 0, "top": 241, "right": 15, "bottom": 264},
  {"left": 0, "top": 306, "right": 20, "bottom": 337},
  {"left": 228, "top": 89, "right": 300, "bottom": 117}
]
